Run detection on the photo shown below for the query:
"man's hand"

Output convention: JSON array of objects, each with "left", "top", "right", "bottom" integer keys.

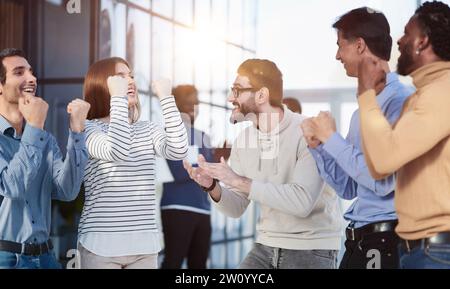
[
  {"left": 18, "top": 95, "right": 49, "bottom": 129},
  {"left": 107, "top": 75, "right": 129, "bottom": 97},
  {"left": 152, "top": 78, "right": 172, "bottom": 99},
  {"left": 183, "top": 157, "right": 215, "bottom": 189},
  {"left": 68, "top": 99, "right": 91, "bottom": 133},
  {"left": 358, "top": 56, "right": 386, "bottom": 96},
  {"left": 312, "top": 111, "right": 337, "bottom": 143},
  {"left": 301, "top": 118, "right": 321, "bottom": 149},
  {"left": 198, "top": 155, "right": 251, "bottom": 194}
]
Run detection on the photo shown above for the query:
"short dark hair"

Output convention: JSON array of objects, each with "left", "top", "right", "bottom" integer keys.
[
  {"left": 172, "top": 85, "right": 198, "bottom": 101},
  {"left": 415, "top": 1, "right": 450, "bottom": 61},
  {"left": 237, "top": 59, "right": 283, "bottom": 108},
  {"left": 282, "top": 98, "right": 302, "bottom": 114},
  {"left": 333, "top": 7, "right": 392, "bottom": 61},
  {"left": 0, "top": 48, "right": 26, "bottom": 85},
  {"left": 172, "top": 85, "right": 199, "bottom": 111}
]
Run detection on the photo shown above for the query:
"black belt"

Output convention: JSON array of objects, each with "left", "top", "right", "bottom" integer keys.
[
  {"left": 346, "top": 220, "right": 398, "bottom": 241},
  {"left": 0, "top": 239, "right": 53, "bottom": 256},
  {"left": 400, "top": 232, "right": 450, "bottom": 253}
]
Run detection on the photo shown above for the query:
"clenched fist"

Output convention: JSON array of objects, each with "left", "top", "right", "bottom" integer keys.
[
  {"left": 68, "top": 99, "right": 91, "bottom": 133},
  {"left": 301, "top": 118, "right": 321, "bottom": 149},
  {"left": 18, "top": 95, "right": 49, "bottom": 129},
  {"left": 152, "top": 78, "right": 172, "bottom": 99},
  {"left": 107, "top": 75, "right": 129, "bottom": 97}
]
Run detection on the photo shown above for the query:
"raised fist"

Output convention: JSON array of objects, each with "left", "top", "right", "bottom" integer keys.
[
  {"left": 68, "top": 99, "right": 91, "bottom": 133},
  {"left": 107, "top": 75, "right": 129, "bottom": 97},
  {"left": 18, "top": 95, "right": 49, "bottom": 129},
  {"left": 152, "top": 78, "right": 172, "bottom": 99}
]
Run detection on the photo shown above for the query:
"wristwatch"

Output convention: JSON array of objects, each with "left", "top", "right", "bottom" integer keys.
[{"left": 201, "top": 179, "right": 218, "bottom": 192}]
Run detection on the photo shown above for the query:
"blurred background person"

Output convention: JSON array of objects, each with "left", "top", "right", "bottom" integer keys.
[
  {"left": 160, "top": 85, "right": 215, "bottom": 269},
  {"left": 283, "top": 97, "right": 302, "bottom": 114}
]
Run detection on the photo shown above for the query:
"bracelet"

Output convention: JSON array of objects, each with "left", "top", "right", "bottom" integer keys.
[{"left": 201, "top": 179, "right": 218, "bottom": 193}]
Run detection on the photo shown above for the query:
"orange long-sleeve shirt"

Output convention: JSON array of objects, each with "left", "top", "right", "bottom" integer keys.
[{"left": 358, "top": 61, "right": 450, "bottom": 240}]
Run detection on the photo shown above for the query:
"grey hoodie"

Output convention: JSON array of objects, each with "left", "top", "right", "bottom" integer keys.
[{"left": 212, "top": 107, "right": 343, "bottom": 250}]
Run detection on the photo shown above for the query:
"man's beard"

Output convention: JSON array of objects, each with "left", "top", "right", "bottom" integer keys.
[
  {"left": 397, "top": 43, "right": 415, "bottom": 76},
  {"left": 230, "top": 98, "right": 259, "bottom": 124}
]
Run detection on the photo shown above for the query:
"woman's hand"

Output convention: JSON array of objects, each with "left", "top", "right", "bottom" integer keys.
[
  {"left": 107, "top": 75, "right": 129, "bottom": 97},
  {"left": 152, "top": 78, "right": 172, "bottom": 99}
]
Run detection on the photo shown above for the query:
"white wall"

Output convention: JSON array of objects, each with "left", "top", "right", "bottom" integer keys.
[{"left": 257, "top": 0, "right": 418, "bottom": 90}]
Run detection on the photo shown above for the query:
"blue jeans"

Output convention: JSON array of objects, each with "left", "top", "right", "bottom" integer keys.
[
  {"left": 0, "top": 250, "right": 62, "bottom": 269},
  {"left": 239, "top": 243, "right": 338, "bottom": 269},
  {"left": 399, "top": 242, "right": 450, "bottom": 269}
]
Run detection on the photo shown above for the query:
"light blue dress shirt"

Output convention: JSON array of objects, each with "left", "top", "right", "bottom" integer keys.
[
  {"left": 310, "top": 73, "right": 414, "bottom": 228},
  {"left": 0, "top": 116, "right": 88, "bottom": 244}
]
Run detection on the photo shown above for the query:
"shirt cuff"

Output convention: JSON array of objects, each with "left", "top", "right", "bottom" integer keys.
[
  {"left": 21, "top": 124, "right": 48, "bottom": 149},
  {"left": 309, "top": 143, "right": 325, "bottom": 154},
  {"left": 67, "top": 130, "right": 86, "bottom": 150},
  {"left": 110, "top": 95, "right": 128, "bottom": 106},
  {"left": 322, "top": 132, "right": 348, "bottom": 159},
  {"left": 309, "top": 144, "right": 333, "bottom": 165},
  {"left": 160, "top": 95, "right": 175, "bottom": 102},
  {"left": 110, "top": 94, "right": 127, "bottom": 99}
]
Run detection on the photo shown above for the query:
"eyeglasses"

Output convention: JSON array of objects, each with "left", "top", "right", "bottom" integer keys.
[{"left": 230, "top": 86, "right": 259, "bottom": 98}]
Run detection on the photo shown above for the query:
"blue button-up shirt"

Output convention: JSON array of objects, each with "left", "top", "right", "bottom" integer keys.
[
  {"left": 310, "top": 73, "right": 414, "bottom": 228},
  {"left": 0, "top": 116, "right": 88, "bottom": 244}
]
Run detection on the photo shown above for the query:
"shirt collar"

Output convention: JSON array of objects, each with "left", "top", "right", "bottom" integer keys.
[
  {"left": 0, "top": 115, "right": 22, "bottom": 139},
  {"left": 410, "top": 61, "right": 450, "bottom": 89},
  {"left": 376, "top": 72, "right": 400, "bottom": 107}
]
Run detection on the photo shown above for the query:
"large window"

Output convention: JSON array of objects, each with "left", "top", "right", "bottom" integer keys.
[
  {"left": 98, "top": 0, "right": 258, "bottom": 269},
  {"left": 25, "top": 0, "right": 94, "bottom": 264},
  {"left": 24, "top": 0, "right": 436, "bottom": 268}
]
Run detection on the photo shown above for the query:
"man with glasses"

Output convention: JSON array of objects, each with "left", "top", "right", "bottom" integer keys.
[{"left": 183, "top": 59, "right": 342, "bottom": 269}]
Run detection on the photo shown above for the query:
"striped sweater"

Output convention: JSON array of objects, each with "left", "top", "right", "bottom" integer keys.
[{"left": 78, "top": 95, "right": 188, "bottom": 257}]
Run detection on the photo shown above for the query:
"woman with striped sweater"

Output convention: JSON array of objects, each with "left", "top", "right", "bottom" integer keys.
[{"left": 77, "top": 57, "right": 188, "bottom": 269}]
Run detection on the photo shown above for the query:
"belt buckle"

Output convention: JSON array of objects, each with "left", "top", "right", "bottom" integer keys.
[
  {"left": 347, "top": 227, "right": 356, "bottom": 241},
  {"left": 29, "top": 243, "right": 42, "bottom": 256}
]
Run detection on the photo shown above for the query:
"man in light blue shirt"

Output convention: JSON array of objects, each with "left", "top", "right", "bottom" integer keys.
[
  {"left": 0, "top": 48, "right": 90, "bottom": 269},
  {"left": 301, "top": 8, "right": 413, "bottom": 269}
]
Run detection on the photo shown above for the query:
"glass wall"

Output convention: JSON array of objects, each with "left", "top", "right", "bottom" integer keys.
[
  {"left": 98, "top": 0, "right": 258, "bottom": 269},
  {"left": 25, "top": 0, "right": 93, "bottom": 263},
  {"left": 22, "top": 0, "right": 440, "bottom": 269}
]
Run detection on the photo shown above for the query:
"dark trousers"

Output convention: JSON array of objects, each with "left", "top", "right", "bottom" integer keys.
[
  {"left": 161, "top": 209, "right": 211, "bottom": 269},
  {"left": 339, "top": 230, "right": 400, "bottom": 269}
]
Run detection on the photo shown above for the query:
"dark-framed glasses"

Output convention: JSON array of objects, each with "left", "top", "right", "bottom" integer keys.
[{"left": 230, "top": 86, "right": 259, "bottom": 98}]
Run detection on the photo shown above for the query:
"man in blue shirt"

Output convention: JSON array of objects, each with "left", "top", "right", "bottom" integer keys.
[
  {"left": 301, "top": 8, "right": 413, "bottom": 269},
  {"left": 0, "top": 48, "right": 90, "bottom": 269},
  {"left": 160, "top": 85, "right": 215, "bottom": 269}
]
